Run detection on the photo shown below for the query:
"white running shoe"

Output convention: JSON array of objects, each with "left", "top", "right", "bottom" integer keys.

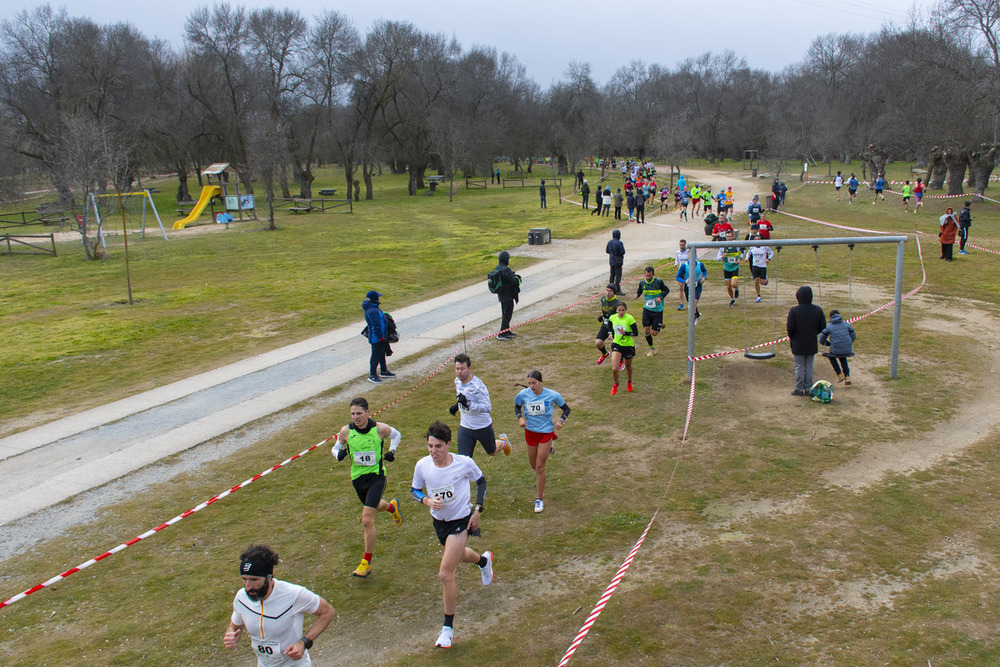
[
  {"left": 435, "top": 626, "right": 454, "bottom": 648},
  {"left": 480, "top": 551, "right": 494, "bottom": 585},
  {"left": 534, "top": 499, "right": 544, "bottom": 513}
]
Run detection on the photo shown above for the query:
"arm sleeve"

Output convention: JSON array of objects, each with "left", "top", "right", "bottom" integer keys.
[
  {"left": 410, "top": 487, "right": 426, "bottom": 502},
  {"left": 332, "top": 438, "right": 347, "bottom": 461},
  {"left": 514, "top": 402, "right": 523, "bottom": 419},
  {"left": 387, "top": 427, "right": 401, "bottom": 452},
  {"left": 474, "top": 476, "right": 487, "bottom": 505},
  {"left": 557, "top": 401, "right": 571, "bottom": 421},
  {"left": 629, "top": 322, "right": 639, "bottom": 336},
  {"left": 468, "top": 379, "right": 492, "bottom": 413}
]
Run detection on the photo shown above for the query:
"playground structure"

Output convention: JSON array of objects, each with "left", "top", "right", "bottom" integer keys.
[
  {"left": 174, "top": 163, "right": 256, "bottom": 229},
  {"left": 89, "top": 189, "right": 169, "bottom": 245}
]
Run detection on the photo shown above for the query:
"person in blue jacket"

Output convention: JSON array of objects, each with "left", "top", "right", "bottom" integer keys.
[
  {"left": 363, "top": 290, "right": 396, "bottom": 384},
  {"left": 675, "top": 256, "right": 707, "bottom": 324},
  {"left": 605, "top": 229, "right": 625, "bottom": 294},
  {"left": 820, "top": 309, "right": 857, "bottom": 385}
]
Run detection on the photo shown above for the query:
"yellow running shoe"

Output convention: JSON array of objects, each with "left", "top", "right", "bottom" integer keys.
[
  {"left": 388, "top": 498, "right": 403, "bottom": 526},
  {"left": 352, "top": 558, "right": 372, "bottom": 578}
]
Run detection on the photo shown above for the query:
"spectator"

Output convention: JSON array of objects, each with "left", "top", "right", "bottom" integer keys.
[
  {"left": 363, "top": 290, "right": 395, "bottom": 383},
  {"left": 786, "top": 286, "right": 827, "bottom": 396},
  {"left": 606, "top": 229, "right": 625, "bottom": 294}
]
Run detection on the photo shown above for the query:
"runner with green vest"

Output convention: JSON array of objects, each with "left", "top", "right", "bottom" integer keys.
[
  {"left": 634, "top": 266, "right": 670, "bottom": 356},
  {"left": 717, "top": 229, "right": 741, "bottom": 307},
  {"left": 609, "top": 302, "right": 639, "bottom": 394},
  {"left": 595, "top": 284, "right": 622, "bottom": 365},
  {"left": 691, "top": 184, "right": 702, "bottom": 217},
  {"left": 333, "top": 397, "right": 404, "bottom": 578}
]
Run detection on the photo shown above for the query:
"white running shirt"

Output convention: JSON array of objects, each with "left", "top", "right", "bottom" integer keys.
[
  {"left": 231, "top": 579, "right": 321, "bottom": 667},
  {"left": 454, "top": 376, "right": 493, "bottom": 430},
  {"left": 412, "top": 454, "right": 483, "bottom": 521}
]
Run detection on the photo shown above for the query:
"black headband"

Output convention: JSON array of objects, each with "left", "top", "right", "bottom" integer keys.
[{"left": 240, "top": 559, "right": 273, "bottom": 578}]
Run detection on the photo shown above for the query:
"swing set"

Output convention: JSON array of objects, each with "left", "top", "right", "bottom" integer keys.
[{"left": 683, "top": 235, "right": 908, "bottom": 378}]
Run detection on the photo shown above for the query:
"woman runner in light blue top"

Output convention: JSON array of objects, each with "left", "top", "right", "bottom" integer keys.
[{"left": 514, "top": 370, "right": 570, "bottom": 513}]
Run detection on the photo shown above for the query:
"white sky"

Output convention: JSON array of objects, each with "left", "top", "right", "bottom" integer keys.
[{"left": 3, "top": 0, "right": 926, "bottom": 86}]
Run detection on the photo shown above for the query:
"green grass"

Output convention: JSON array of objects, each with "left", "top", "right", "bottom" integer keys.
[{"left": 3, "top": 161, "right": 1000, "bottom": 664}]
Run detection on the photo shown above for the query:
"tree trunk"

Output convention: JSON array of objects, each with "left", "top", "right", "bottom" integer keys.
[
  {"left": 943, "top": 149, "right": 969, "bottom": 196},
  {"left": 363, "top": 161, "right": 374, "bottom": 200},
  {"left": 176, "top": 169, "right": 191, "bottom": 203},
  {"left": 278, "top": 163, "right": 291, "bottom": 199},
  {"left": 294, "top": 161, "right": 315, "bottom": 199},
  {"left": 408, "top": 170, "right": 417, "bottom": 196},
  {"left": 557, "top": 155, "right": 569, "bottom": 175},
  {"left": 926, "top": 150, "right": 947, "bottom": 190},
  {"left": 968, "top": 145, "right": 998, "bottom": 196}
]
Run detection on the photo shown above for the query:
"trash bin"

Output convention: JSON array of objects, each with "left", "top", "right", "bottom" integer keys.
[
  {"left": 528, "top": 231, "right": 535, "bottom": 245},
  {"left": 751, "top": 169, "right": 758, "bottom": 177},
  {"left": 530, "top": 227, "right": 551, "bottom": 245}
]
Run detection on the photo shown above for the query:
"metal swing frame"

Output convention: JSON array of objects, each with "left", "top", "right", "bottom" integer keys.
[{"left": 684, "top": 236, "right": 908, "bottom": 379}]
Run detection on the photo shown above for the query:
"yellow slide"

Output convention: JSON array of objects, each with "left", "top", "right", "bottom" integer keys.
[{"left": 173, "top": 185, "right": 221, "bottom": 229}]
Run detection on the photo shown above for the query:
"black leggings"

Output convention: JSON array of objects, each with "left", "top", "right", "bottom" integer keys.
[{"left": 828, "top": 357, "right": 850, "bottom": 376}]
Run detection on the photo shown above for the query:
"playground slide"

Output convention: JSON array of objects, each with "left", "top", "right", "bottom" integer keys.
[{"left": 173, "top": 185, "right": 221, "bottom": 229}]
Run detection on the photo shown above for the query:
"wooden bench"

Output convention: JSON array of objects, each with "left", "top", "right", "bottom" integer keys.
[
  {"left": 288, "top": 207, "right": 312, "bottom": 214},
  {"left": 318, "top": 188, "right": 337, "bottom": 196}
]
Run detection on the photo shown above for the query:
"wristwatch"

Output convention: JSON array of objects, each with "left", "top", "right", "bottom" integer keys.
[
  {"left": 301, "top": 636, "right": 313, "bottom": 650},
  {"left": 474, "top": 504, "right": 483, "bottom": 514}
]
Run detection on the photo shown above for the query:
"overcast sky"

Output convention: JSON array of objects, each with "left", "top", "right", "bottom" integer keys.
[{"left": 3, "top": 0, "right": 926, "bottom": 86}]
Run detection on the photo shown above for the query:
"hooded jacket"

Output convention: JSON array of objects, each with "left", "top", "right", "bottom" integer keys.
[
  {"left": 606, "top": 230, "right": 625, "bottom": 266},
  {"left": 363, "top": 298, "right": 386, "bottom": 343},
  {"left": 786, "top": 286, "right": 826, "bottom": 356},
  {"left": 494, "top": 251, "right": 519, "bottom": 303},
  {"left": 820, "top": 312, "right": 856, "bottom": 357}
]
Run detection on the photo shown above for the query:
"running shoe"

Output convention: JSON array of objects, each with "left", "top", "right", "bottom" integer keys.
[
  {"left": 959, "top": 250, "right": 969, "bottom": 255},
  {"left": 647, "top": 347, "right": 656, "bottom": 357},
  {"left": 677, "top": 304, "right": 684, "bottom": 310},
  {"left": 611, "top": 383, "right": 619, "bottom": 395},
  {"left": 388, "top": 498, "right": 402, "bottom": 526},
  {"left": 352, "top": 558, "right": 372, "bottom": 578},
  {"left": 480, "top": 551, "right": 494, "bottom": 585},
  {"left": 627, "top": 381, "right": 633, "bottom": 392},
  {"left": 380, "top": 371, "right": 396, "bottom": 378},
  {"left": 729, "top": 299, "right": 736, "bottom": 308},
  {"left": 549, "top": 443, "right": 555, "bottom": 454},
  {"left": 597, "top": 352, "right": 609, "bottom": 365},
  {"left": 435, "top": 626, "right": 454, "bottom": 648},
  {"left": 755, "top": 296, "right": 762, "bottom": 303},
  {"left": 498, "top": 433, "right": 512, "bottom": 456},
  {"left": 618, "top": 360, "right": 626, "bottom": 371},
  {"left": 694, "top": 312, "right": 701, "bottom": 325},
  {"left": 368, "top": 375, "right": 382, "bottom": 384},
  {"left": 534, "top": 499, "right": 544, "bottom": 513}
]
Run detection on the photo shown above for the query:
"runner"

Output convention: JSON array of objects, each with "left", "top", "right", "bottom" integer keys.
[
  {"left": 675, "top": 254, "right": 707, "bottom": 324},
  {"left": 718, "top": 229, "right": 741, "bottom": 307},
  {"left": 674, "top": 239, "right": 689, "bottom": 310},
  {"left": 901, "top": 179, "right": 912, "bottom": 213},
  {"left": 332, "top": 398, "right": 404, "bottom": 578},
  {"left": 608, "top": 302, "right": 638, "bottom": 395},
  {"left": 725, "top": 186, "right": 735, "bottom": 218},
  {"left": 514, "top": 370, "right": 570, "bottom": 513},
  {"left": 595, "top": 284, "right": 622, "bottom": 364},
  {"left": 634, "top": 265, "right": 670, "bottom": 356},
  {"left": 691, "top": 183, "right": 702, "bottom": 217},
  {"left": 757, "top": 217, "right": 774, "bottom": 240},
  {"left": 746, "top": 194, "right": 764, "bottom": 227},
  {"left": 914, "top": 177, "right": 924, "bottom": 212},
  {"left": 410, "top": 420, "right": 494, "bottom": 649},
  {"left": 223, "top": 544, "right": 336, "bottom": 665},
  {"left": 872, "top": 175, "right": 885, "bottom": 204},
  {"left": 449, "top": 353, "right": 511, "bottom": 459},
  {"left": 744, "top": 235, "right": 773, "bottom": 302},
  {"left": 847, "top": 173, "right": 859, "bottom": 204},
  {"left": 679, "top": 188, "right": 690, "bottom": 220},
  {"left": 834, "top": 171, "right": 843, "bottom": 201}
]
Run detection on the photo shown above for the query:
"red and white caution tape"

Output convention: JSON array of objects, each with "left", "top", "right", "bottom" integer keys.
[{"left": 0, "top": 438, "right": 333, "bottom": 609}]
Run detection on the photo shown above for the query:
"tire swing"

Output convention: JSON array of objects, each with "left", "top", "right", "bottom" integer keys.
[{"left": 742, "top": 245, "right": 781, "bottom": 360}]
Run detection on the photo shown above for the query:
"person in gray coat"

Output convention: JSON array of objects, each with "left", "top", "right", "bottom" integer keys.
[{"left": 820, "top": 309, "right": 857, "bottom": 385}]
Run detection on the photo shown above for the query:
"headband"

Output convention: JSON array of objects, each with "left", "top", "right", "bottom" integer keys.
[{"left": 240, "top": 559, "right": 273, "bottom": 578}]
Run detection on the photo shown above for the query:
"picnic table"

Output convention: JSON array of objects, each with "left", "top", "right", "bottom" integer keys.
[{"left": 318, "top": 188, "right": 337, "bottom": 196}]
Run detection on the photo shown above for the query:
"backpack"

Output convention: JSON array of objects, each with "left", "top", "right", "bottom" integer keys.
[
  {"left": 487, "top": 267, "right": 503, "bottom": 293},
  {"left": 809, "top": 380, "right": 834, "bottom": 403},
  {"left": 959, "top": 208, "right": 972, "bottom": 226}
]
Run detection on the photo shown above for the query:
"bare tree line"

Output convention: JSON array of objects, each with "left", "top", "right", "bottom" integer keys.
[{"left": 1, "top": 0, "right": 998, "bottom": 216}]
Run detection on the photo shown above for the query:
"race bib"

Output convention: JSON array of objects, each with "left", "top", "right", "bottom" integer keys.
[
  {"left": 429, "top": 485, "right": 456, "bottom": 504},
  {"left": 614, "top": 325, "right": 626, "bottom": 337},
  {"left": 353, "top": 450, "right": 377, "bottom": 466},
  {"left": 645, "top": 298, "right": 657, "bottom": 309},
  {"left": 525, "top": 400, "right": 546, "bottom": 416},
  {"left": 251, "top": 638, "right": 282, "bottom": 666}
]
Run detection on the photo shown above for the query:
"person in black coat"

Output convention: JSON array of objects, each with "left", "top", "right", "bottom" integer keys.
[
  {"left": 605, "top": 229, "right": 625, "bottom": 294},
  {"left": 494, "top": 251, "right": 520, "bottom": 339},
  {"left": 786, "top": 285, "right": 826, "bottom": 396}
]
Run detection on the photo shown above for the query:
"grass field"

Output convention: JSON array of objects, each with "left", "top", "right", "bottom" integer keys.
[{"left": 2, "top": 161, "right": 1000, "bottom": 665}]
